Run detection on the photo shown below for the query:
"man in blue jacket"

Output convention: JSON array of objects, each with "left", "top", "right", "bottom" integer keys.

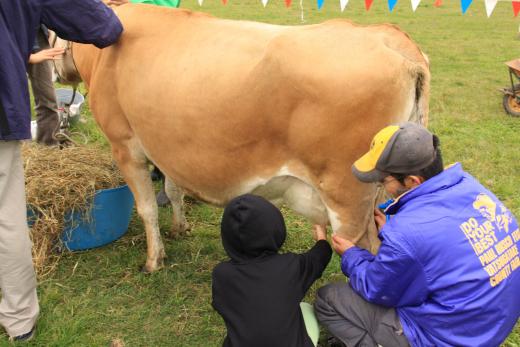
[
  {"left": 0, "top": 1, "right": 122, "bottom": 341},
  {"left": 315, "top": 122, "right": 520, "bottom": 347}
]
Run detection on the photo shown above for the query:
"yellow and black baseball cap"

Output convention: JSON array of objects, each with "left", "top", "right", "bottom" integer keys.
[{"left": 352, "top": 122, "right": 436, "bottom": 183}]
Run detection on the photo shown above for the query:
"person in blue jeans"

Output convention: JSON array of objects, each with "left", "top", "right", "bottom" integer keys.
[
  {"left": 0, "top": 1, "right": 122, "bottom": 341},
  {"left": 315, "top": 122, "right": 520, "bottom": 347},
  {"left": 212, "top": 194, "right": 332, "bottom": 347}
]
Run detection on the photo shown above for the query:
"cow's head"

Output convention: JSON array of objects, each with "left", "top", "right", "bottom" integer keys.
[{"left": 48, "top": 31, "right": 82, "bottom": 86}]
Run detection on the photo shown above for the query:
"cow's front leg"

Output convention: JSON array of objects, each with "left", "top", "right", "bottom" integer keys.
[
  {"left": 164, "top": 178, "right": 191, "bottom": 238},
  {"left": 112, "top": 142, "right": 166, "bottom": 272}
]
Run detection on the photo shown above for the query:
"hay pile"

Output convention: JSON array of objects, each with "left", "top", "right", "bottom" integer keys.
[{"left": 22, "top": 143, "right": 126, "bottom": 277}]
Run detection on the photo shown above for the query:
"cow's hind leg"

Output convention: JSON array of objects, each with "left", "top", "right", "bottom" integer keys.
[
  {"left": 320, "top": 182, "right": 382, "bottom": 254},
  {"left": 164, "top": 178, "right": 191, "bottom": 238},
  {"left": 112, "top": 141, "right": 166, "bottom": 272}
]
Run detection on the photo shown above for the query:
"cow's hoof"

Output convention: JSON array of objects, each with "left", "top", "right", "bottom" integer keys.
[
  {"left": 140, "top": 264, "right": 163, "bottom": 273},
  {"left": 183, "top": 224, "right": 192, "bottom": 236},
  {"left": 140, "top": 257, "right": 165, "bottom": 273},
  {"left": 170, "top": 222, "right": 191, "bottom": 238},
  {"left": 156, "top": 189, "right": 170, "bottom": 207},
  {"left": 140, "top": 265, "right": 153, "bottom": 274}
]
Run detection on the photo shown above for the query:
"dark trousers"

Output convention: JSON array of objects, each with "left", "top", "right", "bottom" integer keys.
[
  {"left": 27, "top": 30, "right": 59, "bottom": 145},
  {"left": 314, "top": 282, "right": 410, "bottom": 347}
]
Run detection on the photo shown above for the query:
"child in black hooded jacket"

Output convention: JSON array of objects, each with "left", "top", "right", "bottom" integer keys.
[{"left": 212, "top": 194, "right": 332, "bottom": 347}]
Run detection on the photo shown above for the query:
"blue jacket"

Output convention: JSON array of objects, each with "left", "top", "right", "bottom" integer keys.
[
  {"left": 341, "top": 163, "right": 520, "bottom": 347},
  {"left": 0, "top": 0, "right": 123, "bottom": 141}
]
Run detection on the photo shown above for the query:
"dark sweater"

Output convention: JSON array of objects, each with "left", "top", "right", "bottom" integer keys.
[
  {"left": 0, "top": 0, "right": 122, "bottom": 140},
  {"left": 212, "top": 194, "right": 332, "bottom": 347}
]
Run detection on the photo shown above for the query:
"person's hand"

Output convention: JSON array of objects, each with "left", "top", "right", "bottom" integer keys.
[
  {"left": 312, "top": 224, "right": 327, "bottom": 241},
  {"left": 374, "top": 208, "right": 386, "bottom": 231},
  {"left": 331, "top": 234, "right": 355, "bottom": 256},
  {"left": 107, "top": 0, "right": 129, "bottom": 6},
  {"left": 28, "top": 47, "right": 65, "bottom": 64}
]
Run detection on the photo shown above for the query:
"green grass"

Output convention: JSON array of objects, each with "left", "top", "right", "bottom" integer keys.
[{"left": 3, "top": 0, "right": 520, "bottom": 345}]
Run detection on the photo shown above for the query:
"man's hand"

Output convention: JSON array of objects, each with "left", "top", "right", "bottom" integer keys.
[
  {"left": 28, "top": 47, "right": 65, "bottom": 64},
  {"left": 374, "top": 208, "right": 386, "bottom": 231},
  {"left": 331, "top": 234, "right": 355, "bottom": 256},
  {"left": 107, "top": 0, "right": 129, "bottom": 6},
  {"left": 312, "top": 224, "right": 327, "bottom": 241}
]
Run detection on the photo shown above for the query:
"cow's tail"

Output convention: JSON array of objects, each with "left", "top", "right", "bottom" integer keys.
[{"left": 408, "top": 52, "right": 430, "bottom": 126}]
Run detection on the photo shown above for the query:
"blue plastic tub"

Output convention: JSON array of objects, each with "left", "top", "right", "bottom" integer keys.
[{"left": 58, "top": 185, "right": 134, "bottom": 251}]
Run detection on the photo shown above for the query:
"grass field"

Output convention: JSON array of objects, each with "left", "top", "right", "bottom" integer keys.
[{"left": 3, "top": 0, "right": 520, "bottom": 345}]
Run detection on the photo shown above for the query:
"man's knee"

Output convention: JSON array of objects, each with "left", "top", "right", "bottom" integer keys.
[
  {"left": 317, "top": 281, "right": 355, "bottom": 300},
  {"left": 315, "top": 282, "right": 351, "bottom": 314},
  {"left": 315, "top": 283, "right": 335, "bottom": 307}
]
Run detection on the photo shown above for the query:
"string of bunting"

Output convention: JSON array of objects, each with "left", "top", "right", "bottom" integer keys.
[{"left": 197, "top": 0, "right": 520, "bottom": 17}]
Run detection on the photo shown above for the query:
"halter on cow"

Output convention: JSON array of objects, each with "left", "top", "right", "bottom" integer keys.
[{"left": 53, "top": 4, "right": 430, "bottom": 272}]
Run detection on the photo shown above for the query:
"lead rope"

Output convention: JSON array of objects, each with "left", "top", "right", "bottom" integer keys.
[
  {"left": 54, "top": 85, "right": 80, "bottom": 147},
  {"left": 50, "top": 33, "right": 67, "bottom": 85},
  {"left": 68, "top": 86, "right": 77, "bottom": 107}
]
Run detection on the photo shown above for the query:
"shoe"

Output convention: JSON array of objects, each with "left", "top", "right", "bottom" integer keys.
[
  {"left": 10, "top": 326, "right": 35, "bottom": 342},
  {"left": 150, "top": 167, "right": 164, "bottom": 182},
  {"left": 156, "top": 188, "right": 170, "bottom": 207},
  {"left": 326, "top": 336, "right": 346, "bottom": 347}
]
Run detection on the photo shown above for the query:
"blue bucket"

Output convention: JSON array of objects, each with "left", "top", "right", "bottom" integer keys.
[
  {"left": 59, "top": 185, "right": 134, "bottom": 251},
  {"left": 55, "top": 88, "right": 85, "bottom": 123}
]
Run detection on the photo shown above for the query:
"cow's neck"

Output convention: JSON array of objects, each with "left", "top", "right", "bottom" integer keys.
[{"left": 72, "top": 42, "right": 97, "bottom": 87}]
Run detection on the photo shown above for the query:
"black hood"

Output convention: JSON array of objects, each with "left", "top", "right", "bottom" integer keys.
[{"left": 220, "top": 194, "right": 286, "bottom": 262}]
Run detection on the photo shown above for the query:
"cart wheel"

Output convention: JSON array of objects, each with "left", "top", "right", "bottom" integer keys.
[
  {"left": 503, "top": 83, "right": 520, "bottom": 117},
  {"left": 503, "top": 94, "right": 520, "bottom": 117}
]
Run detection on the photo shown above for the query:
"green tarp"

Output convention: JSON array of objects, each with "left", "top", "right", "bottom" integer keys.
[{"left": 130, "top": 0, "right": 180, "bottom": 8}]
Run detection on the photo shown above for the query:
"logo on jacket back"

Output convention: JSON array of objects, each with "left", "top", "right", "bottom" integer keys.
[
  {"left": 459, "top": 193, "right": 520, "bottom": 287},
  {"left": 473, "top": 193, "right": 512, "bottom": 233}
]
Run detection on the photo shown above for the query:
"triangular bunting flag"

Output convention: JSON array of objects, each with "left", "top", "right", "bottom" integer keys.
[
  {"left": 365, "top": 0, "right": 374, "bottom": 10},
  {"left": 461, "top": 0, "right": 472, "bottom": 14},
  {"left": 285, "top": 0, "right": 292, "bottom": 7},
  {"left": 388, "top": 0, "right": 398, "bottom": 11},
  {"left": 198, "top": 0, "right": 203, "bottom": 5},
  {"left": 317, "top": 0, "right": 324, "bottom": 9},
  {"left": 513, "top": 1, "right": 520, "bottom": 17},
  {"left": 434, "top": 0, "right": 442, "bottom": 7},
  {"left": 484, "top": 0, "right": 497, "bottom": 17},
  {"left": 340, "top": 0, "right": 349, "bottom": 11},
  {"left": 411, "top": 0, "right": 420, "bottom": 11},
  {"left": 262, "top": 0, "right": 268, "bottom": 6}
]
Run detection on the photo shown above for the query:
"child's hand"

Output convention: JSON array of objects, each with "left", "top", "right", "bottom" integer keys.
[
  {"left": 28, "top": 47, "right": 65, "bottom": 64},
  {"left": 331, "top": 234, "right": 355, "bottom": 255},
  {"left": 312, "top": 224, "right": 327, "bottom": 241}
]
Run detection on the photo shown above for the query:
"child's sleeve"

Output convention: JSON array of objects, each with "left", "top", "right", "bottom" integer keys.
[
  {"left": 298, "top": 240, "right": 333, "bottom": 292},
  {"left": 211, "top": 265, "right": 223, "bottom": 313}
]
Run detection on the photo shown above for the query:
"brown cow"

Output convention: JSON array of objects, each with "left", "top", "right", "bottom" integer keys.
[{"left": 54, "top": 4, "right": 429, "bottom": 272}]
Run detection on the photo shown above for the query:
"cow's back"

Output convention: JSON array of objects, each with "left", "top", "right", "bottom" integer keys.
[{"left": 80, "top": 5, "right": 429, "bottom": 201}]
